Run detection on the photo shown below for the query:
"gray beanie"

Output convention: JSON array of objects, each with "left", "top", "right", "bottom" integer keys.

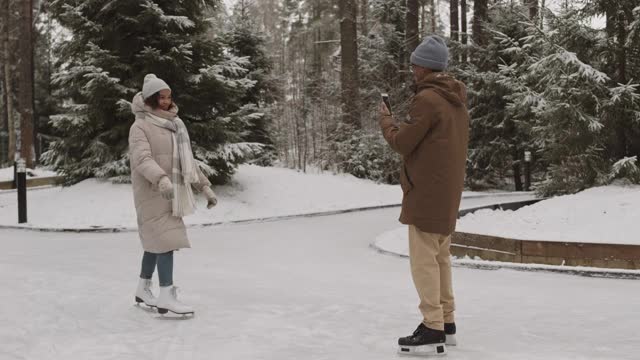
[
  {"left": 142, "top": 74, "right": 171, "bottom": 99},
  {"left": 410, "top": 35, "right": 449, "bottom": 71}
]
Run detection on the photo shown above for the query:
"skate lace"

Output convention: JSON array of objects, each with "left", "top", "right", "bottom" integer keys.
[
  {"left": 144, "top": 281, "right": 155, "bottom": 297},
  {"left": 170, "top": 286, "right": 180, "bottom": 300}
]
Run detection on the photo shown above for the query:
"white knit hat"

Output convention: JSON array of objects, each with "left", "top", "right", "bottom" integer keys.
[{"left": 142, "top": 74, "right": 171, "bottom": 99}]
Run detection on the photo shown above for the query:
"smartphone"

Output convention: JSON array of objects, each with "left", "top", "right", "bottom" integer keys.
[{"left": 381, "top": 93, "right": 392, "bottom": 114}]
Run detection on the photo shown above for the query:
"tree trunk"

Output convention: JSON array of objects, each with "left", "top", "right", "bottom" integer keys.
[
  {"left": 616, "top": 9, "right": 627, "bottom": 84},
  {"left": 0, "top": 0, "right": 6, "bottom": 138},
  {"left": 19, "top": 0, "right": 34, "bottom": 167},
  {"left": 3, "top": 0, "right": 17, "bottom": 163},
  {"left": 513, "top": 161, "right": 523, "bottom": 191},
  {"left": 406, "top": 0, "right": 420, "bottom": 57},
  {"left": 360, "top": 0, "right": 368, "bottom": 37},
  {"left": 460, "top": 0, "right": 467, "bottom": 63},
  {"left": 312, "top": 2, "right": 322, "bottom": 79},
  {"left": 430, "top": 0, "right": 437, "bottom": 34},
  {"left": 513, "top": 148, "right": 523, "bottom": 191},
  {"left": 472, "top": 0, "right": 488, "bottom": 48},
  {"left": 450, "top": 0, "right": 459, "bottom": 43},
  {"left": 0, "top": 0, "right": 6, "bottom": 165},
  {"left": 615, "top": 4, "right": 628, "bottom": 157},
  {"left": 526, "top": 0, "right": 538, "bottom": 20},
  {"left": 603, "top": 4, "right": 630, "bottom": 159},
  {"left": 339, "top": 0, "right": 361, "bottom": 129},
  {"left": 420, "top": 1, "right": 425, "bottom": 37}
]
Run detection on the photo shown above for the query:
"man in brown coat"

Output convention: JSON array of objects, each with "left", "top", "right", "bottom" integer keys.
[{"left": 379, "top": 35, "right": 469, "bottom": 356}]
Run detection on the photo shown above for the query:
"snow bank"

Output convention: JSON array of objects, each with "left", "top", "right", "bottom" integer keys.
[
  {"left": 0, "top": 165, "right": 401, "bottom": 230},
  {"left": 0, "top": 166, "right": 58, "bottom": 182},
  {"left": 374, "top": 185, "right": 640, "bottom": 247},
  {"left": 0, "top": 165, "right": 532, "bottom": 230},
  {"left": 456, "top": 185, "right": 640, "bottom": 245}
]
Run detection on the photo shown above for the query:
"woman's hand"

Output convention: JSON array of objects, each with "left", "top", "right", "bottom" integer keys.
[
  {"left": 204, "top": 187, "right": 218, "bottom": 209},
  {"left": 158, "top": 176, "right": 174, "bottom": 200}
]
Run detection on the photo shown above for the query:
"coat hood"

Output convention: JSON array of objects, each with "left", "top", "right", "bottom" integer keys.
[{"left": 414, "top": 72, "right": 467, "bottom": 107}]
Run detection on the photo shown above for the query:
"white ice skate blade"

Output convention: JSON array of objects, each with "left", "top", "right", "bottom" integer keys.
[
  {"left": 398, "top": 343, "right": 447, "bottom": 357},
  {"left": 157, "top": 312, "right": 195, "bottom": 320},
  {"left": 445, "top": 334, "right": 457, "bottom": 346},
  {"left": 134, "top": 304, "right": 157, "bottom": 313}
]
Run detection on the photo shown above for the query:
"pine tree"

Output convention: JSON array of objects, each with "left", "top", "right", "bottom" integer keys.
[
  {"left": 43, "top": 0, "right": 262, "bottom": 185},
  {"left": 1, "top": 0, "right": 21, "bottom": 165},
  {"left": 339, "top": 0, "right": 361, "bottom": 128},
  {"left": 455, "top": 1, "right": 640, "bottom": 194},
  {"left": 17, "top": 0, "right": 35, "bottom": 167},
  {"left": 472, "top": 0, "right": 488, "bottom": 49},
  {"left": 319, "top": 0, "right": 407, "bottom": 182},
  {"left": 360, "top": 0, "right": 411, "bottom": 119},
  {"left": 224, "top": 0, "right": 277, "bottom": 165},
  {"left": 495, "top": 8, "right": 618, "bottom": 196},
  {"left": 0, "top": 0, "right": 8, "bottom": 165},
  {"left": 33, "top": 5, "right": 59, "bottom": 160},
  {"left": 406, "top": 0, "right": 420, "bottom": 57},
  {"left": 583, "top": 0, "right": 640, "bottom": 160},
  {"left": 455, "top": 4, "right": 531, "bottom": 190}
]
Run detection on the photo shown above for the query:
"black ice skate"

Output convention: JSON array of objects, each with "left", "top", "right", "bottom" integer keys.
[
  {"left": 444, "top": 323, "right": 456, "bottom": 346},
  {"left": 398, "top": 323, "right": 447, "bottom": 356}
]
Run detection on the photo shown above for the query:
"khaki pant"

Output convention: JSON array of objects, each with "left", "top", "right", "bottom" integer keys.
[{"left": 408, "top": 225, "right": 455, "bottom": 331}]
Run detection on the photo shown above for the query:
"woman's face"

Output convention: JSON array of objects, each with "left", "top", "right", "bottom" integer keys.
[{"left": 157, "top": 89, "right": 173, "bottom": 111}]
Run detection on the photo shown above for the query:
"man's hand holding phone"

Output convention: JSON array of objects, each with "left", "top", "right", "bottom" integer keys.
[{"left": 380, "top": 93, "right": 392, "bottom": 116}]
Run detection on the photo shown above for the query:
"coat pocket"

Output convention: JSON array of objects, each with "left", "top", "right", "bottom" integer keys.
[{"left": 400, "top": 164, "right": 414, "bottom": 195}]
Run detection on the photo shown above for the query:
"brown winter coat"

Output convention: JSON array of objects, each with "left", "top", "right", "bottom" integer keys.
[
  {"left": 129, "top": 94, "right": 211, "bottom": 253},
  {"left": 380, "top": 72, "right": 469, "bottom": 235}
]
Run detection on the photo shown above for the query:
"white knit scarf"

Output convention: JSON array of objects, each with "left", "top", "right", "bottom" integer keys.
[{"left": 144, "top": 112, "right": 198, "bottom": 217}]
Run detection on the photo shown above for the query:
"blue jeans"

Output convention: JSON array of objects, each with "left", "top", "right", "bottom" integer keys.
[{"left": 140, "top": 251, "right": 173, "bottom": 287}]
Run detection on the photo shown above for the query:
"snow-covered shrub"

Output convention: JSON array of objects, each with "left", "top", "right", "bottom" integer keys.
[
  {"left": 322, "top": 125, "right": 401, "bottom": 184},
  {"left": 608, "top": 156, "right": 640, "bottom": 184}
]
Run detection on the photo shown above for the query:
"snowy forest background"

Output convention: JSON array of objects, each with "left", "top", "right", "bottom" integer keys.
[{"left": 1, "top": 0, "right": 640, "bottom": 196}]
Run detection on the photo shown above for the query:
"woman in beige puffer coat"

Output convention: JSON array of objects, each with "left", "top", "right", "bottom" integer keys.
[{"left": 129, "top": 74, "right": 217, "bottom": 316}]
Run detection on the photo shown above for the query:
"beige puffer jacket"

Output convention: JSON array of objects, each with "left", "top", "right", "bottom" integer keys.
[{"left": 129, "top": 93, "right": 211, "bottom": 253}]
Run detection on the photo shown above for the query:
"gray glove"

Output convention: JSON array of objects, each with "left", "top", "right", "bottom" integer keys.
[
  {"left": 203, "top": 187, "right": 217, "bottom": 209},
  {"left": 158, "top": 176, "right": 174, "bottom": 200}
]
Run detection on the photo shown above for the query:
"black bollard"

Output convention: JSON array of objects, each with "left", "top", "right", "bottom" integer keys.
[{"left": 16, "top": 159, "right": 27, "bottom": 223}]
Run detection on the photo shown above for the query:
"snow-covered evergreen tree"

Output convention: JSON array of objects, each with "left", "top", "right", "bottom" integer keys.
[
  {"left": 360, "top": 0, "right": 411, "bottom": 121},
  {"left": 581, "top": 0, "right": 640, "bottom": 161},
  {"left": 224, "top": 0, "right": 277, "bottom": 165},
  {"left": 495, "top": 9, "right": 615, "bottom": 196},
  {"left": 629, "top": 6, "right": 640, "bottom": 47},
  {"left": 33, "top": 8, "right": 60, "bottom": 160},
  {"left": 322, "top": 0, "right": 409, "bottom": 183},
  {"left": 452, "top": 2, "right": 640, "bottom": 194},
  {"left": 321, "top": 124, "right": 401, "bottom": 183},
  {"left": 453, "top": 4, "right": 532, "bottom": 190},
  {"left": 42, "top": 0, "right": 263, "bottom": 184}
]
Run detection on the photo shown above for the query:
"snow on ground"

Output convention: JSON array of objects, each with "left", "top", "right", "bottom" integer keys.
[
  {"left": 375, "top": 185, "right": 640, "bottom": 254},
  {"left": 0, "top": 166, "right": 58, "bottom": 182},
  {"left": 455, "top": 185, "right": 640, "bottom": 245},
  {"left": 0, "top": 164, "right": 530, "bottom": 230},
  {"left": 1, "top": 208, "right": 638, "bottom": 360}
]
